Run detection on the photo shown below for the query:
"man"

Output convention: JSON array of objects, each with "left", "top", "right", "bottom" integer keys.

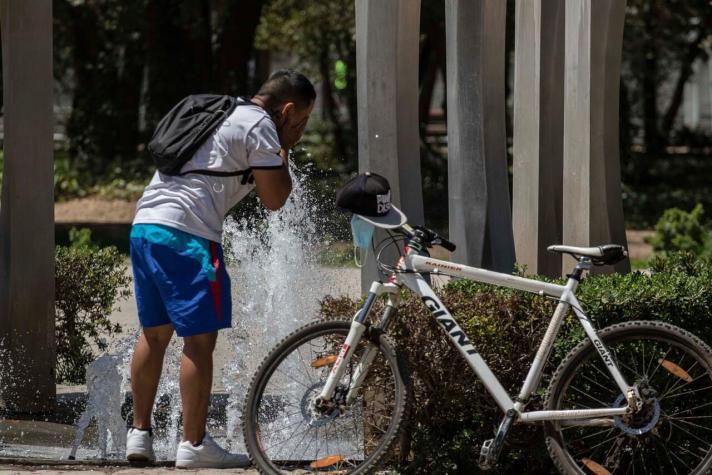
[{"left": 125, "top": 70, "right": 315, "bottom": 468}]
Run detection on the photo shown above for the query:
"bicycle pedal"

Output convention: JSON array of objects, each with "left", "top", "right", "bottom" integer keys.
[{"left": 478, "top": 438, "right": 495, "bottom": 471}]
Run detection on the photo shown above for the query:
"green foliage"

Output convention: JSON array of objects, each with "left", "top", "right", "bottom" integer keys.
[
  {"left": 54, "top": 0, "right": 267, "bottom": 181},
  {"left": 317, "top": 241, "right": 355, "bottom": 267},
  {"left": 321, "top": 285, "right": 557, "bottom": 474},
  {"left": 645, "top": 204, "right": 711, "bottom": 256},
  {"left": 576, "top": 252, "right": 712, "bottom": 336},
  {"left": 320, "top": 253, "right": 712, "bottom": 473},
  {"left": 55, "top": 0, "right": 148, "bottom": 175},
  {"left": 54, "top": 151, "right": 148, "bottom": 201},
  {"left": 622, "top": 1, "right": 712, "bottom": 150},
  {"left": 68, "top": 227, "right": 97, "bottom": 250},
  {"left": 257, "top": 0, "right": 358, "bottom": 169},
  {"left": 55, "top": 228, "right": 131, "bottom": 383},
  {"left": 621, "top": 153, "right": 712, "bottom": 228}
]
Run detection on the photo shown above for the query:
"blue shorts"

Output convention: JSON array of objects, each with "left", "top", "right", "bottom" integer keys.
[{"left": 129, "top": 224, "right": 231, "bottom": 337}]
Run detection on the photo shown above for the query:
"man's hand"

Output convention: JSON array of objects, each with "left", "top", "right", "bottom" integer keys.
[
  {"left": 278, "top": 115, "right": 308, "bottom": 150},
  {"left": 279, "top": 148, "right": 290, "bottom": 166}
]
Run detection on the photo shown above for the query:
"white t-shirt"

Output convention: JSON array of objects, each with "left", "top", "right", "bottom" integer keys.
[{"left": 133, "top": 100, "right": 283, "bottom": 242}]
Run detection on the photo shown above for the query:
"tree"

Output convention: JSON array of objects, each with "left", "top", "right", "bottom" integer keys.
[
  {"left": 54, "top": 0, "right": 268, "bottom": 178},
  {"left": 256, "top": 0, "right": 358, "bottom": 169},
  {"left": 55, "top": 0, "right": 146, "bottom": 175},
  {"left": 622, "top": 0, "right": 712, "bottom": 153}
]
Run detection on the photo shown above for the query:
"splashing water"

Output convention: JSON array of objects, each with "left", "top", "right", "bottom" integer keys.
[
  {"left": 68, "top": 354, "right": 126, "bottom": 459},
  {"left": 221, "top": 166, "right": 346, "bottom": 451},
  {"left": 9, "top": 165, "right": 357, "bottom": 461},
  {"left": 66, "top": 332, "right": 136, "bottom": 460}
]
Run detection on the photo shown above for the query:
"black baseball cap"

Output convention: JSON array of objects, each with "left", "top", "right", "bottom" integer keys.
[{"left": 335, "top": 172, "right": 408, "bottom": 229}]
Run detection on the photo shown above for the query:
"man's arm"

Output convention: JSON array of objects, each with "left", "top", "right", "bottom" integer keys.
[{"left": 252, "top": 149, "right": 292, "bottom": 211}]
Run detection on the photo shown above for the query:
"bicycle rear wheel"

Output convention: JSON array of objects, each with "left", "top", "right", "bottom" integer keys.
[
  {"left": 545, "top": 321, "right": 712, "bottom": 474},
  {"left": 242, "top": 319, "right": 411, "bottom": 474}
]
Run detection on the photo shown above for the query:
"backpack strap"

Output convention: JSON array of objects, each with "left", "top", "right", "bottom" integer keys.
[
  {"left": 178, "top": 167, "right": 256, "bottom": 185},
  {"left": 178, "top": 168, "right": 252, "bottom": 177},
  {"left": 176, "top": 97, "right": 267, "bottom": 182}
]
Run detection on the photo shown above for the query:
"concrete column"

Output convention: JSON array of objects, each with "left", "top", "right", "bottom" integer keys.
[
  {"left": 446, "top": 0, "right": 515, "bottom": 272},
  {"left": 512, "top": 0, "right": 565, "bottom": 278},
  {"left": 355, "top": 0, "right": 423, "bottom": 291},
  {"left": 0, "top": 0, "right": 56, "bottom": 413},
  {"left": 562, "top": 0, "right": 629, "bottom": 274}
]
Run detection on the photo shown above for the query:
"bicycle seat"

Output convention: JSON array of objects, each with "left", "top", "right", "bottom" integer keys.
[{"left": 547, "top": 244, "right": 627, "bottom": 266}]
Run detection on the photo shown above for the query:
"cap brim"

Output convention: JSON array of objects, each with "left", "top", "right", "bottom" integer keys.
[{"left": 354, "top": 205, "right": 408, "bottom": 229}]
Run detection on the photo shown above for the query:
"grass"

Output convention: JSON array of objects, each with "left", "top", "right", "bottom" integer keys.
[
  {"left": 317, "top": 241, "right": 357, "bottom": 267},
  {"left": 630, "top": 258, "right": 651, "bottom": 270}
]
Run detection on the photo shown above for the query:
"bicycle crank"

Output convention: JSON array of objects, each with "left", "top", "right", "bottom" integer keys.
[{"left": 479, "top": 409, "right": 517, "bottom": 470}]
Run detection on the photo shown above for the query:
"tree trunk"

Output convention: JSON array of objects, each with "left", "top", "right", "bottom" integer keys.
[
  {"left": 661, "top": 29, "right": 705, "bottom": 140},
  {"left": 641, "top": 2, "right": 663, "bottom": 153},
  {"left": 215, "top": 0, "right": 264, "bottom": 95},
  {"left": 319, "top": 49, "right": 348, "bottom": 160}
]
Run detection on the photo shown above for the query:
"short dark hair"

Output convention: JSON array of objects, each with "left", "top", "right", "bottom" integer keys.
[{"left": 255, "top": 69, "right": 316, "bottom": 113}]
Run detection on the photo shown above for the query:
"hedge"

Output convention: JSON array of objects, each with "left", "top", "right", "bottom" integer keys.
[{"left": 319, "top": 252, "right": 712, "bottom": 474}]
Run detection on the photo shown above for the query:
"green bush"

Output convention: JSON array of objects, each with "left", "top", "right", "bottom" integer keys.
[
  {"left": 55, "top": 228, "right": 131, "bottom": 383},
  {"left": 54, "top": 151, "right": 149, "bottom": 201},
  {"left": 645, "top": 203, "right": 711, "bottom": 256},
  {"left": 320, "top": 252, "right": 712, "bottom": 473}
]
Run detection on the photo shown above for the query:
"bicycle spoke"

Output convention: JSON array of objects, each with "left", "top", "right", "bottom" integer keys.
[
  {"left": 651, "top": 434, "right": 681, "bottom": 475},
  {"left": 580, "top": 372, "right": 620, "bottom": 397},
  {"left": 247, "top": 322, "right": 404, "bottom": 472},
  {"left": 553, "top": 326, "right": 712, "bottom": 475},
  {"left": 669, "top": 399, "right": 712, "bottom": 418},
  {"left": 567, "top": 426, "right": 615, "bottom": 445},
  {"left": 669, "top": 417, "right": 712, "bottom": 434},
  {"left": 659, "top": 358, "right": 698, "bottom": 399},
  {"left": 660, "top": 383, "right": 712, "bottom": 402},
  {"left": 668, "top": 420, "right": 712, "bottom": 447},
  {"left": 567, "top": 384, "right": 609, "bottom": 407},
  {"left": 648, "top": 346, "right": 673, "bottom": 381}
]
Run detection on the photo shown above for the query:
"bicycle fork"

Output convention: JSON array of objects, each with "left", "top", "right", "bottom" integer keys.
[{"left": 316, "top": 283, "right": 400, "bottom": 408}]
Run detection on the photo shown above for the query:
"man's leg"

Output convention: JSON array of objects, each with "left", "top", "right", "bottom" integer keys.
[
  {"left": 131, "top": 323, "right": 174, "bottom": 429},
  {"left": 180, "top": 331, "right": 218, "bottom": 444}
]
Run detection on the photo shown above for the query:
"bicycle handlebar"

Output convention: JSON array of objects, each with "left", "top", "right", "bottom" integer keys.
[
  {"left": 437, "top": 236, "right": 457, "bottom": 253},
  {"left": 401, "top": 224, "right": 457, "bottom": 252}
]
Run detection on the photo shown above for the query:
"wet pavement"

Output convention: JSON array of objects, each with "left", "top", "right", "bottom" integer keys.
[{"left": 0, "top": 459, "right": 270, "bottom": 473}]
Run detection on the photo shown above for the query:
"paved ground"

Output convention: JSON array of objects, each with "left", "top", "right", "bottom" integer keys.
[{"left": 0, "top": 464, "right": 265, "bottom": 474}]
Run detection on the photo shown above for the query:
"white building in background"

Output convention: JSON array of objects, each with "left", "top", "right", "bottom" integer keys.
[{"left": 683, "top": 58, "right": 712, "bottom": 131}]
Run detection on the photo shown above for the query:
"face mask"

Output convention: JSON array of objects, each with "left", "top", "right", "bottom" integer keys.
[{"left": 351, "top": 215, "right": 375, "bottom": 267}]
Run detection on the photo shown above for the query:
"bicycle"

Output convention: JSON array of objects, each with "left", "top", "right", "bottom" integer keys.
[{"left": 242, "top": 218, "right": 712, "bottom": 474}]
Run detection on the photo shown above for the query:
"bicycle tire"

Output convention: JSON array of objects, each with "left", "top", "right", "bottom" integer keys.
[
  {"left": 242, "top": 319, "right": 411, "bottom": 474},
  {"left": 545, "top": 320, "right": 712, "bottom": 474}
]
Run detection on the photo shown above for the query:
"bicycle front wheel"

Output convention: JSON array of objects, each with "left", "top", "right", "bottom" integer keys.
[
  {"left": 545, "top": 321, "right": 712, "bottom": 474},
  {"left": 242, "top": 319, "right": 411, "bottom": 474}
]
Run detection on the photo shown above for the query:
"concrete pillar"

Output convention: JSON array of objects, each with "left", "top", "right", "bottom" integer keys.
[
  {"left": 446, "top": 0, "right": 515, "bottom": 272},
  {"left": 355, "top": 0, "right": 423, "bottom": 291},
  {"left": 0, "top": 0, "right": 56, "bottom": 413},
  {"left": 562, "top": 0, "right": 629, "bottom": 274},
  {"left": 512, "top": 0, "right": 565, "bottom": 278}
]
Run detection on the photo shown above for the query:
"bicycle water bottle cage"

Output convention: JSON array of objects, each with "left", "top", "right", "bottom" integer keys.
[{"left": 547, "top": 244, "right": 627, "bottom": 266}]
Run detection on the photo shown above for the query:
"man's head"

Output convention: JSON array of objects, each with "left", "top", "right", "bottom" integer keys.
[{"left": 253, "top": 69, "right": 316, "bottom": 149}]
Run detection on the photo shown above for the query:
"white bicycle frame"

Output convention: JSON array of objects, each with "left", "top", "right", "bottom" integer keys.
[{"left": 317, "top": 250, "right": 639, "bottom": 424}]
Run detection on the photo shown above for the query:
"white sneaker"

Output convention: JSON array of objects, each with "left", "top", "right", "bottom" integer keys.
[
  {"left": 126, "top": 427, "right": 155, "bottom": 463},
  {"left": 175, "top": 433, "right": 250, "bottom": 469}
]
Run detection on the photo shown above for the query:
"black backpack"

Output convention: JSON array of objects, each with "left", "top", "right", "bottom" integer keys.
[{"left": 148, "top": 94, "right": 254, "bottom": 179}]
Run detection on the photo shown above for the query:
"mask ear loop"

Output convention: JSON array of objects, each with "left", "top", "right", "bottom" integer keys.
[{"left": 354, "top": 243, "right": 368, "bottom": 268}]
